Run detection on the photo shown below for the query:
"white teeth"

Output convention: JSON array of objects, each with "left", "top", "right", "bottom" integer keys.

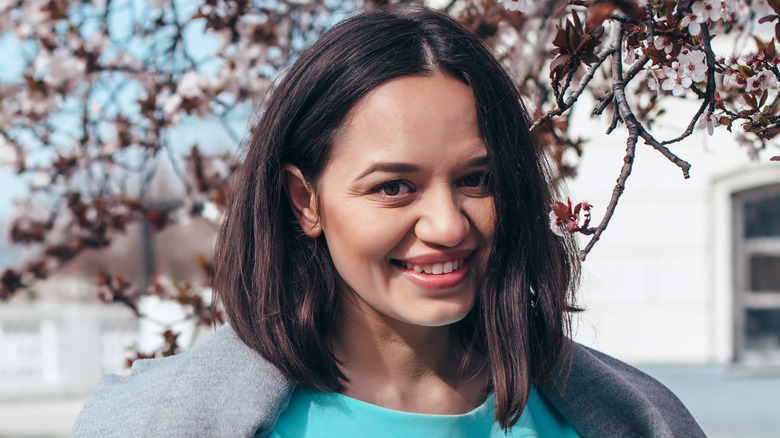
[{"left": 401, "top": 259, "right": 466, "bottom": 275}]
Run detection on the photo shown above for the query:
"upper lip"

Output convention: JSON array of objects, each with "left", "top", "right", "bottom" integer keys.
[{"left": 395, "top": 249, "right": 475, "bottom": 265}]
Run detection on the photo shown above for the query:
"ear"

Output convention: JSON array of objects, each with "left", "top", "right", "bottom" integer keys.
[{"left": 283, "top": 164, "right": 322, "bottom": 237}]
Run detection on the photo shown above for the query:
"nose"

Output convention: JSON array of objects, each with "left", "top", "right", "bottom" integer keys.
[{"left": 414, "top": 190, "right": 470, "bottom": 248}]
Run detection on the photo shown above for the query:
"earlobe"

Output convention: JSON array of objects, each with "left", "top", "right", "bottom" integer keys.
[{"left": 283, "top": 164, "right": 322, "bottom": 237}]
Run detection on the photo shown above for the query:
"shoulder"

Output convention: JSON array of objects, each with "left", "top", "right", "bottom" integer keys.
[
  {"left": 538, "top": 343, "right": 705, "bottom": 438},
  {"left": 71, "top": 325, "right": 294, "bottom": 438}
]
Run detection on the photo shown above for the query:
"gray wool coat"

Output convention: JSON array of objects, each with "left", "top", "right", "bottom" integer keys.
[{"left": 71, "top": 325, "right": 706, "bottom": 438}]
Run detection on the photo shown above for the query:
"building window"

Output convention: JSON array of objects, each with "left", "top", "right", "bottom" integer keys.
[{"left": 733, "top": 184, "right": 780, "bottom": 363}]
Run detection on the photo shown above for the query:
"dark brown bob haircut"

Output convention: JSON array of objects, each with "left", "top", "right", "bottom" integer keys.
[{"left": 214, "top": 6, "right": 579, "bottom": 429}]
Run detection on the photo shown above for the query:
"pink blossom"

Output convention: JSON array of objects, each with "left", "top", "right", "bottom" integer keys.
[
  {"left": 549, "top": 199, "right": 592, "bottom": 236},
  {"left": 653, "top": 36, "right": 674, "bottom": 55},
  {"left": 692, "top": 0, "right": 722, "bottom": 23},
  {"left": 647, "top": 70, "right": 660, "bottom": 92},
  {"left": 723, "top": 70, "right": 745, "bottom": 88},
  {"left": 700, "top": 111, "right": 719, "bottom": 135},
  {"left": 149, "top": 0, "right": 169, "bottom": 11},
  {"left": 623, "top": 41, "right": 638, "bottom": 64},
  {"left": 498, "top": 0, "right": 528, "bottom": 12},
  {"left": 745, "top": 70, "right": 778, "bottom": 92},
  {"left": 177, "top": 72, "right": 209, "bottom": 99},
  {"left": 678, "top": 50, "right": 707, "bottom": 83},
  {"left": 721, "top": 0, "right": 739, "bottom": 19},
  {"left": 680, "top": 12, "right": 704, "bottom": 36},
  {"left": 661, "top": 67, "right": 692, "bottom": 96}
]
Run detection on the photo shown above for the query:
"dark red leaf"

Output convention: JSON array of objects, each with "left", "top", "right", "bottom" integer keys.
[
  {"left": 768, "top": 0, "right": 780, "bottom": 16},
  {"left": 586, "top": 3, "right": 616, "bottom": 29},
  {"left": 775, "top": 22, "right": 780, "bottom": 45}
]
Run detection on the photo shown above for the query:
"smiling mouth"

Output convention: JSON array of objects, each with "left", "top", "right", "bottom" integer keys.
[{"left": 391, "top": 259, "right": 466, "bottom": 275}]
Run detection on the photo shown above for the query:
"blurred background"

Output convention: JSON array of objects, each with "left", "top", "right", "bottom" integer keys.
[{"left": 1, "top": 0, "right": 779, "bottom": 437}]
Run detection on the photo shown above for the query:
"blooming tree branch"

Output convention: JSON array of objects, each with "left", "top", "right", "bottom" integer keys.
[{"left": 0, "top": 0, "right": 779, "bottom": 359}]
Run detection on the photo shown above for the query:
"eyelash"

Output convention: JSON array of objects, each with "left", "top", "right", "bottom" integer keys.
[
  {"left": 374, "top": 180, "right": 414, "bottom": 198},
  {"left": 371, "top": 172, "right": 490, "bottom": 200}
]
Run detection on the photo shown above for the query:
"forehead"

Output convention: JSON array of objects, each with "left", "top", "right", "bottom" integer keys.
[{"left": 328, "top": 74, "right": 485, "bottom": 168}]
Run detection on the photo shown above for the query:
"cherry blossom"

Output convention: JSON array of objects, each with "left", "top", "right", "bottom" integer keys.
[
  {"left": 149, "top": 0, "right": 169, "bottom": 11},
  {"left": 549, "top": 199, "right": 592, "bottom": 237},
  {"left": 661, "top": 67, "right": 692, "bottom": 96},
  {"left": 678, "top": 50, "right": 707, "bottom": 83},
  {"left": 680, "top": 12, "right": 705, "bottom": 36},
  {"left": 623, "top": 41, "right": 638, "bottom": 65},
  {"left": 645, "top": 69, "right": 661, "bottom": 98},
  {"left": 34, "top": 49, "right": 87, "bottom": 88},
  {"left": 723, "top": 70, "right": 746, "bottom": 88},
  {"left": 745, "top": 70, "right": 778, "bottom": 92},
  {"left": 653, "top": 36, "right": 674, "bottom": 55},
  {"left": 0, "top": 0, "right": 778, "bottom": 359},
  {"left": 498, "top": 0, "right": 528, "bottom": 13},
  {"left": 722, "top": 0, "right": 740, "bottom": 19},
  {"left": 692, "top": 0, "right": 722, "bottom": 23},
  {"left": 700, "top": 111, "right": 719, "bottom": 135}
]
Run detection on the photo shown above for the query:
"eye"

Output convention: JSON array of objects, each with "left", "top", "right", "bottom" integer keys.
[
  {"left": 459, "top": 172, "right": 489, "bottom": 189},
  {"left": 375, "top": 180, "right": 413, "bottom": 197}
]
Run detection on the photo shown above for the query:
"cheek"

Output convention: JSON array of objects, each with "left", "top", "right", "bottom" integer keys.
[
  {"left": 320, "top": 201, "right": 410, "bottom": 272},
  {"left": 469, "top": 198, "right": 496, "bottom": 238}
]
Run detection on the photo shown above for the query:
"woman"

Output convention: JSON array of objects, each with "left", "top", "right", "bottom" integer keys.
[{"left": 72, "top": 6, "right": 704, "bottom": 437}]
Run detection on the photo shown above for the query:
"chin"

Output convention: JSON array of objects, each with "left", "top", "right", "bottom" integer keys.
[{"left": 402, "top": 299, "right": 475, "bottom": 328}]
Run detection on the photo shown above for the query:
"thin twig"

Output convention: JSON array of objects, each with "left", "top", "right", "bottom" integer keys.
[
  {"left": 660, "top": 24, "right": 717, "bottom": 146},
  {"left": 581, "top": 24, "right": 637, "bottom": 260},
  {"left": 594, "top": 54, "right": 649, "bottom": 116},
  {"left": 531, "top": 45, "right": 617, "bottom": 131},
  {"left": 660, "top": 99, "right": 709, "bottom": 145}
]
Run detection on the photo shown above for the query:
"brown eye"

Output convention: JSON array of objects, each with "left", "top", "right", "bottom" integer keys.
[
  {"left": 381, "top": 182, "right": 402, "bottom": 196},
  {"left": 461, "top": 172, "right": 488, "bottom": 188},
  {"left": 375, "top": 180, "right": 412, "bottom": 197}
]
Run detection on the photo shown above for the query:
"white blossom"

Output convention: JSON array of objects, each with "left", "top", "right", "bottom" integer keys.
[
  {"left": 722, "top": 0, "right": 739, "bottom": 19},
  {"left": 745, "top": 70, "right": 778, "bottom": 92},
  {"left": 201, "top": 201, "right": 221, "bottom": 223},
  {"left": 19, "top": 89, "right": 55, "bottom": 116},
  {"left": 50, "top": 50, "right": 87, "bottom": 88},
  {"left": 31, "top": 170, "right": 51, "bottom": 189},
  {"left": 34, "top": 49, "right": 87, "bottom": 88},
  {"left": 692, "top": 0, "right": 722, "bottom": 23},
  {"left": 653, "top": 36, "right": 674, "bottom": 55},
  {"left": 498, "top": 0, "right": 528, "bottom": 13},
  {"left": 176, "top": 71, "right": 209, "bottom": 99},
  {"left": 678, "top": 50, "right": 707, "bottom": 83},
  {"left": 646, "top": 70, "right": 660, "bottom": 97},
  {"left": 723, "top": 71, "right": 743, "bottom": 88},
  {"left": 162, "top": 94, "right": 183, "bottom": 122},
  {"left": 680, "top": 12, "right": 704, "bottom": 36},
  {"left": 548, "top": 211, "right": 565, "bottom": 237},
  {"left": 0, "top": 140, "right": 17, "bottom": 167},
  {"left": 661, "top": 67, "right": 692, "bottom": 96},
  {"left": 623, "top": 41, "right": 638, "bottom": 65},
  {"left": 700, "top": 111, "right": 718, "bottom": 135},
  {"left": 148, "top": 0, "right": 169, "bottom": 11}
]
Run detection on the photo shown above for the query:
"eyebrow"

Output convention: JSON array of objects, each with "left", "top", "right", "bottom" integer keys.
[{"left": 356, "top": 155, "right": 489, "bottom": 180}]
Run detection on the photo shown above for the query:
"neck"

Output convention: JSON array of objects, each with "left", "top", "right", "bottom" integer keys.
[{"left": 333, "top": 291, "right": 487, "bottom": 414}]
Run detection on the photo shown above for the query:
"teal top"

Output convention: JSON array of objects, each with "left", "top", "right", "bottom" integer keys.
[{"left": 270, "top": 386, "right": 581, "bottom": 437}]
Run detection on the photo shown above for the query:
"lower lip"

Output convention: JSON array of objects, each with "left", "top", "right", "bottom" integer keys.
[{"left": 395, "top": 260, "right": 471, "bottom": 290}]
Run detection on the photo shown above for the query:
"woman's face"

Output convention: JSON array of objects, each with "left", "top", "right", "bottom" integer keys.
[{"left": 297, "top": 74, "right": 495, "bottom": 328}]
